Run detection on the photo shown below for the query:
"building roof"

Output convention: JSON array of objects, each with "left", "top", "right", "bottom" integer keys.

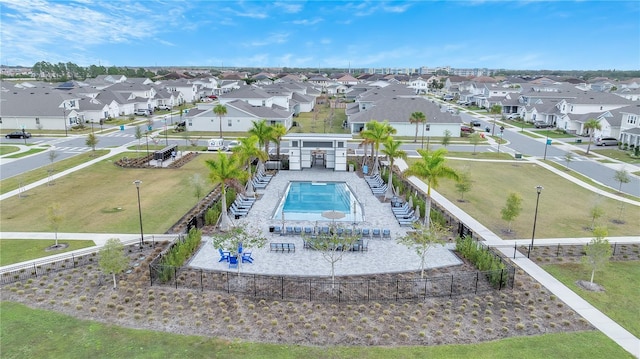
[{"left": 349, "top": 97, "right": 463, "bottom": 124}]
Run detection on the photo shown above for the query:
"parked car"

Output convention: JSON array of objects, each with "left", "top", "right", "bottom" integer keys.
[
  {"left": 506, "top": 113, "right": 521, "bottom": 120},
  {"left": 207, "top": 138, "right": 224, "bottom": 151},
  {"left": 134, "top": 109, "right": 151, "bottom": 116},
  {"left": 470, "top": 120, "right": 481, "bottom": 127},
  {"left": 156, "top": 105, "right": 171, "bottom": 111},
  {"left": 442, "top": 95, "right": 454, "bottom": 101},
  {"left": 534, "top": 121, "right": 553, "bottom": 128},
  {"left": 596, "top": 137, "right": 618, "bottom": 146},
  {"left": 5, "top": 130, "right": 31, "bottom": 139},
  {"left": 460, "top": 126, "right": 474, "bottom": 134},
  {"left": 224, "top": 140, "right": 240, "bottom": 152}
]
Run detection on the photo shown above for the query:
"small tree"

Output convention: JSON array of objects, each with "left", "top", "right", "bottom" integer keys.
[
  {"left": 581, "top": 227, "right": 612, "bottom": 285},
  {"left": 303, "top": 225, "right": 360, "bottom": 287},
  {"left": 47, "top": 203, "right": 63, "bottom": 247},
  {"left": 613, "top": 168, "right": 630, "bottom": 192},
  {"left": 190, "top": 173, "right": 205, "bottom": 202},
  {"left": 441, "top": 129, "right": 451, "bottom": 148},
  {"left": 469, "top": 132, "right": 481, "bottom": 154},
  {"left": 134, "top": 125, "right": 143, "bottom": 157},
  {"left": 455, "top": 168, "right": 472, "bottom": 202},
  {"left": 397, "top": 222, "right": 447, "bottom": 278},
  {"left": 99, "top": 238, "right": 129, "bottom": 289},
  {"left": 47, "top": 147, "right": 59, "bottom": 186},
  {"left": 211, "top": 225, "right": 267, "bottom": 275},
  {"left": 501, "top": 192, "right": 523, "bottom": 233},
  {"left": 584, "top": 118, "right": 601, "bottom": 155},
  {"left": 564, "top": 152, "right": 574, "bottom": 170},
  {"left": 86, "top": 133, "right": 98, "bottom": 151},
  {"left": 589, "top": 203, "right": 605, "bottom": 230}
]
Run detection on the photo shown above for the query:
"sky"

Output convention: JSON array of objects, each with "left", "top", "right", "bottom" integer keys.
[{"left": 1, "top": 0, "right": 639, "bottom": 71}]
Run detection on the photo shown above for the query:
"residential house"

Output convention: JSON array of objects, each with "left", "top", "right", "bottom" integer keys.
[{"left": 184, "top": 99, "right": 293, "bottom": 133}]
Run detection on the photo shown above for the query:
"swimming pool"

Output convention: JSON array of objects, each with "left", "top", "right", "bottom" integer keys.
[{"left": 272, "top": 181, "right": 364, "bottom": 222}]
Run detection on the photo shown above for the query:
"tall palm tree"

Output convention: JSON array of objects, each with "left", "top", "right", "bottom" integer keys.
[
  {"left": 248, "top": 119, "right": 273, "bottom": 160},
  {"left": 409, "top": 111, "right": 426, "bottom": 143},
  {"left": 205, "top": 153, "right": 248, "bottom": 232},
  {"left": 404, "top": 148, "right": 459, "bottom": 228},
  {"left": 213, "top": 104, "right": 227, "bottom": 139},
  {"left": 380, "top": 137, "right": 407, "bottom": 200},
  {"left": 358, "top": 133, "right": 373, "bottom": 168},
  {"left": 270, "top": 123, "right": 288, "bottom": 160},
  {"left": 584, "top": 118, "right": 602, "bottom": 155},
  {"left": 232, "top": 135, "right": 267, "bottom": 197},
  {"left": 362, "top": 120, "right": 396, "bottom": 174}
]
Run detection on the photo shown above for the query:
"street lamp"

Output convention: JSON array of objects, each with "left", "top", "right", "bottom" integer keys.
[
  {"left": 528, "top": 185, "right": 543, "bottom": 258},
  {"left": 543, "top": 131, "right": 551, "bottom": 160},
  {"left": 62, "top": 103, "right": 68, "bottom": 137},
  {"left": 133, "top": 180, "right": 144, "bottom": 248}
]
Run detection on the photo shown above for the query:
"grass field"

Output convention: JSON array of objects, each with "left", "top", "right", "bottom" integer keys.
[
  {"left": 0, "top": 152, "right": 218, "bottom": 234},
  {"left": 544, "top": 261, "right": 640, "bottom": 338},
  {"left": 592, "top": 148, "right": 640, "bottom": 165},
  {"left": 0, "top": 150, "right": 110, "bottom": 194},
  {"left": 419, "top": 159, "right": 640, "bottom": 238},
  {"left": 4, "top": 148, "right": 48, "bottom": 158},
  {"left": 0, "top": 239, "right": 96, "bottom": 266},
  {"left": 0, "top": 145, "right": 21, "bottom": 156},
  {"left": 0, "top": 301, "right": 632, "bottom": 359}
]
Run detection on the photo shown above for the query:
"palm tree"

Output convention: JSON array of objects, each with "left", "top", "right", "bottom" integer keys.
[
  {"left": 489, "top": 104, "right": 502, "bottom": 136},
  {"left": 213, "top": 104, "right": 227, "bottom": 139},
  {"left": 205, "top": 154, "right": 248, "bottom": 232},
  {"left": 404, "top": 148, "right": 459, "bottom": 228},
  {"left": 270, "top": 123, "right": 288, "bottom": 160},
  {"left": 361, "top": 120, "right": 396, "bottom": 174},
  {"left": 358, "top": 133, "right": 373, "bottom": 168},
  {"left": 380, "top": 137, "right": 407, "bottom": 200},
  {"left": 584, "top": 118, "right": 602, "bottom": 155},
  {"left": 248, "top": 119, "right": 273, "bottom": 161},
  {"left": 409, "top": 111, "right": 426, "bottom": 143},
  {"left": 232, "top": 135, "right": 267, "bottom": 197}
]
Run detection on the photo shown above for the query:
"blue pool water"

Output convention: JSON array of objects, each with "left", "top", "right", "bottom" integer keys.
[{"left": 272, "top": 181, "right": 364, "bottom": 222}]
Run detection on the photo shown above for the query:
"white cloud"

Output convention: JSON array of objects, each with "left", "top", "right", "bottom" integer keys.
[
  {"left": 292, "top": 17, "right": 323, "bottom": 26},
  {"left": 246, "top": 32, "right": 290, "bottom": 47},
  {"left": 274, "top": 2, "right": 303, "bottom": 13}
]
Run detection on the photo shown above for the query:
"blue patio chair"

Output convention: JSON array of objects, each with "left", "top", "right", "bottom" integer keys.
[
  {"left": 336, "top": 228, "right": 344, "bottom": 236},
  {"left": 321, "top": 226, "right": 330, "bottom": 235},
  {"left": 344, "top": 228, "right": 353, "bottom": 236},
  {"left": 285, "top": 226, "right": 294, "bottom": 235},
  {"left": 228, "top": 256, "right": 238, "bottom": 269},
  {"left": 273, "top": 226, "right": 282, "bottom": 235},
  {"left": 218, "top": 249, "right": 231, "bottom": 262},
  {"left": 294, "top": 226, "right": 302, "bottom": 235},
  {"left": 241, "top": 252, "right": 253, "bottom": 263},
  {"left": 362, "top": 228, "right": 371, "bottom": 237},
  {"left": 382, "top": 229, "right": 391, "bottom": 238},
  {"left": 354, "top": 228, "right": 362, "bottom": 236},
  {"left": 304, "top": 227, "right": 313, "bottom": 235},
  {"left": 372, "top": 228, "right": 381, "bottom": 237}
]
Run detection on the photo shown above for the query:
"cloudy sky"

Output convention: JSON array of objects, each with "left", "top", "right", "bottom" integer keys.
[{"left": 1, "top": 0, "right": 638, "bottom": 70}]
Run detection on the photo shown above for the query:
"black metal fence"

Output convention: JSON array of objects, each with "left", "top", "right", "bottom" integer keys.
[
  {"left": 148, "top": 264, "right": 515, "bottom": 302},
  {"left": 515, "top": 242, "right": 638, "bottom": 259}
]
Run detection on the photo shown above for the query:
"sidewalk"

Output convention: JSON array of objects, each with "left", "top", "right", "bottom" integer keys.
[{"left": 395, "top": 158, "right": 639, "bottom": 358}]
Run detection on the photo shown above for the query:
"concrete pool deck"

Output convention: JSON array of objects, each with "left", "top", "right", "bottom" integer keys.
[{"left": 188, "top": 168, "right": 462, "bottom": 276}]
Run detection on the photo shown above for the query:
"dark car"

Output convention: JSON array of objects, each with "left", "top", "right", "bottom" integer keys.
[
  {"left": 460, "top": 126, "right": 474, "bottom": 134},
  {"left": 5, "top": 131, "right": 31, "bottom": 139},
  {"left": 470, "top": 120, "right": 481, "bottom": 127}
]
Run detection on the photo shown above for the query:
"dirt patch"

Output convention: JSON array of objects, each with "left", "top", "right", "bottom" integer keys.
[
  {"left": 575, "top": 280, "right": 605, "bottom": 292},
  {"left": 2, "top": 242, "right": 596, "bottom": 347},
  {"left": 45, "top": 243, "right": 69, "bottom": 251}
]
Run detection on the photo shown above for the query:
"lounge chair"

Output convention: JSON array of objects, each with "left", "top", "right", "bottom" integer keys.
[
  {"left": 273, "top": 226, "right": 282, "bottom": 235},
  {"left": 336, "top": 228, "right": 344, "bottom": 236},
  {"left": 320, "top": 226, "right": 330, "bottom": 235},
  {"left": 382, "top": 229, "right": 391, "bottom": 238},
  {"left": 372, "top": 228, "right": 381, "bottom": 237},
  {"left": 362, "top": 228, "right": 371, "bottom": 237},
  {"left": 218, "top": 249, "right": 231, "bottom": 262},
  {"left": 228, "top": 256, "right": 238, "bottom": 269},
  {"left": 294, "top": 226, "right": 302, "bottom": 235},
  {"left": 230, "top": 204, "right": 250, "bottom": 214},
  {"left": 285, "top": 226, "right": 294, "bottom": 235},
  {"left": 252, "top": 179, "right": 268, "bottom": 189},
  {"left": 344, "top": 228, "right": 353, "bottom": 236},
  {"left": 241, "top": 252, "right": 253, "bottom": 263},
  {"left": 304, "top": 227, "right": 313, "bottom": 235}
]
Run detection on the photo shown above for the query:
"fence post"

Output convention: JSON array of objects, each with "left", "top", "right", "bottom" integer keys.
[
  {"left": 513, "top": 243, "right": 517, "bottom": 259},
  {"left": 395, "top": 280, "right": 399, "bottom": 301},
  {"left": 367, "top": 280, "right": 370, "bottom": 302},
  {"left": 474, "top": 272, "right": 479, "bottom": 294},
  {"left": 309, "top": 279, "right": 312, "bottom": 302},
  {"left": 613, "top": 242, "right": 617, "bottom": 255},
  {"left": 174, "top": 267, "right": 178, "bottom": 289},
  {"left": 33, "top": 263, "right": 37, "bottom": 278},
  {"left": 499, "top": 269, "right": 504, "bottom": 290},
  {"left": 200, "top": 269, "right": 203, "bottom": 292},
  {"left": 72, "top": 254, "right": 76, "bottom": 268},
  {"left": 424, "top": 279, "right": 428, "bottom": 300},
  {"left": 254, "top": 274, "right": 257, "bottom": 298},
  {"left": 227, "top": 272, "right": 230, "bottom": 293},
  {"left": 450, "top": 274, "right": 454, "bottom": 298},
  {"left": 556, "top": 243, "right": 560, "bottom": 257},
  {"left": 281, "top": 277, "right": 284, "bottom": 300}
]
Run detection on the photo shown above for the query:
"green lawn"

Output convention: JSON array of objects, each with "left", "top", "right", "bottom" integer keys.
[
  {"left": 0, "top": 150, "right": 110, "bottom": 194},
  {"left": 4, "top": 148, "right": 47, "bottom": 158},
  {"left": 0, "top": 239, "right": 96, "bottom": 266},
  {"left": 422, "top": 159, "right": 640, "bottom": 238},
  {"left": 592, "top": 148, "right": 640, "bottom": 165},
  {"left": 0, "top": 302, "right": 632, "bottom": 359},
  {"left": 0, "top": 145, "right": 21, "bottom": 156},
  {"left": 0, "top": 152, "right": 218, "bottom": 234},
  {"left": 543, "top": 261, "right": 640, "bottom": 338}
]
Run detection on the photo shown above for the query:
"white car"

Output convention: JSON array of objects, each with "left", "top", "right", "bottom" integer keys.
[
  {"left": 224, "top": 140, "right": 240, "bottom": 151},
  {"left": 506, "top": 113, "right": 521, "bottom": 120},
  {"left": 134, "top": 109, "right": 151, "bottom": 116},
  {"left": 207, "top": 138, "right": 224, "bottom": 151}
]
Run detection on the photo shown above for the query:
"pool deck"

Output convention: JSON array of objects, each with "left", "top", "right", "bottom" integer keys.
[{"left": 188, "top": 168, "right": 462, "bottom": 276}]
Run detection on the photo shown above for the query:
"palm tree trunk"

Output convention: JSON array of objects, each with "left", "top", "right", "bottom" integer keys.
[
  {"left": 112, "top": 273, "right": 117, "bottom": 289},
  {"left": 219, "top": 116, "right": 223, "bottom": 139},
  {"left": 414, "top": 123, "right": 419, "bottom": 143},
  {"left": 424, "top": 194, "right": 432, "bottom": 228},
  {"left": 219, "top": 188, "right": 232, "bottom": 232},
  {"left": 384, "top": 163, "right": 395, "bottom": 200}
]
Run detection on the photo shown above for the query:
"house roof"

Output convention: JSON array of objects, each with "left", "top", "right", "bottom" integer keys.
[
  {"left": 349, "top": 97, "right": 463, "bottom": 125},
  {"left": 221, "top": 85, "right": 272, "bottom": 99}
]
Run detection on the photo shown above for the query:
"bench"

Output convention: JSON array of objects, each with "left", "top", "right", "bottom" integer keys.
[
  {"left": 270, "top": 242, "right": 295, "bottom": 252},
  {"left": 153, "top": 144, "right": 178, "bottom": 161}
]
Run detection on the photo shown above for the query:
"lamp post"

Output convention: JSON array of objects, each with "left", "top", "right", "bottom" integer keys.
[
  {"left": 425, "top": 123, "right": 431, "bottom": 150},
  {"left": 62, "top": 103, "right": 68, "bottom": 137},
  {"left": 543, "top": 130, "right": 550, "bottom": 160},
  {"left": 133, "top": 180, "right": 144, "bottom": 248},
  {"left": 528, "top": 185, "right": 543, "bottom": 258},
  {"left": 145, "top": 131, "right": 150, "bottom": 161}
]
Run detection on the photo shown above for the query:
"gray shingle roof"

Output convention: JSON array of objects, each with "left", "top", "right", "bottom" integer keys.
[{"left": 349, "top": 97, "right": 462, "bottom": 124}]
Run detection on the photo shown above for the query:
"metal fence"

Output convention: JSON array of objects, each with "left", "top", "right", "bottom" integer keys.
[
  {"left": 148, "top": 264, "right": 515, "bottom": 302},
  {"left": 514, "top": 242, "right": 638, "bottom": 259}
]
